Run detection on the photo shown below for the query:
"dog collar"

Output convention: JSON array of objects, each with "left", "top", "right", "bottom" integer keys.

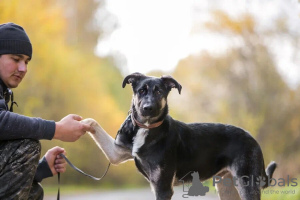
[{"left": 131, "top": 113, "right": 164, "bottom": 129}]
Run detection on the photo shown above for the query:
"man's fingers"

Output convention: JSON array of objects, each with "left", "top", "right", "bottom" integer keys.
[
  {"left": 47, "top": 147, "right": 65, "bottom": 157},
  {"left": 55, "top": 163, "right": 66, "bottom": 168},
  {"left": 55, "top": 164, "right": 67, "bottom": 173},
  {"left": 56, "top": 154, "right": 65, "bottom": 159},
  {"left": 56, "top": 150, "right": 66, "bottom": 157},
  {"left": 50, "top": 147, "right": 65, "bottom": 155},
  {"left": 81, "top": 123, "right": 94, "bottom": 133},
  {"left": 69, "top": 114, "right": 83, "bottom": 121},
  {"left": 56, "top": 168, "right": 66, "bottom": 173},
  {"left": 55, "top": 158, "right": 66, "bottom": 164}
]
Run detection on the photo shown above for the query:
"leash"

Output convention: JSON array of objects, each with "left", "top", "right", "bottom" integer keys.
[
  {"left": 57, "top": 153, "right": 111, "bottom": 200},
  {"left": 56, "top": 116, "right": 125, "bottom": 200},
  {"left": 56, "top": 111, "right": 161, "bottom": 199}
]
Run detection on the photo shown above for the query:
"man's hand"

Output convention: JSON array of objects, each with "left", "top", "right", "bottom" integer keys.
[
  {"left": 44, "top": 146, "right": 67, "bottom": 176},
  {"left": 54, "top": 114, "right": 94, "bottom": 142}
]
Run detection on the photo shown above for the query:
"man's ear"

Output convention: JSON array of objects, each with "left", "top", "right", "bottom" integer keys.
[
  {"left": 161, "top": 75, "right": 182, "bottom": 94},
  {"left": 122, "top": 72, "right": 146, "bottom": 88}
]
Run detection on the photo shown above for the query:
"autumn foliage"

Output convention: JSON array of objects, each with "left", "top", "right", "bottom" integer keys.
[{"left": 1, "top": 0, "right": 300, "bottom": 189}]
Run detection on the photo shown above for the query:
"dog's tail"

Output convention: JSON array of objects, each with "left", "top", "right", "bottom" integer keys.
[{"left": 263, "top": 161, "right": 277, "bottom": 189}]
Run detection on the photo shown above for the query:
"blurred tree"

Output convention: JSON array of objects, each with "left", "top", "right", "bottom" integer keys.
[
  {"left": 171, "top": 11, "right": 300, "bottom": 178},
  {"left": 60, "top": 0, "right": 102, "bottom": 51},
  {"left": 0, "top": 0, "right": 141, "bottom": 187}
]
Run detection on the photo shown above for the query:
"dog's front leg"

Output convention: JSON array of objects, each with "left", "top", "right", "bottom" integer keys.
[
  {"left": 81, "top": 118, "right": 133, "bottom": 165},
  {"left": 150, "top": 168, "right": 175, "bottom": 200}
]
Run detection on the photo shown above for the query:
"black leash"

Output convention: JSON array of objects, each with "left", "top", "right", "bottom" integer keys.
[
  {"left": 5, "top": 88, "right": 111, "bottom": 199},
  {"left": 56, "top": 115, "right": 127, "bottom": 199},
  {"left": 57, "top": 154, "right": 111, "bottom": 200}
]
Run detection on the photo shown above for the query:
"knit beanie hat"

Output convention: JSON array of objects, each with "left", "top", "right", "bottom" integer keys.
[{"left": 0, "top": 23, "right": 32, "bottom": 58}]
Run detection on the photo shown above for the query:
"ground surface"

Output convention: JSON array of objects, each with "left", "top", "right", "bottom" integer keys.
[{"left": 44, "top": 186, "right": 219, "bottom": 200}]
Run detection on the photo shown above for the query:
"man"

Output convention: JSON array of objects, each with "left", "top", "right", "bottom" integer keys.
[{"left": 0, "top": 22, "right": 93, "bottom": 199}]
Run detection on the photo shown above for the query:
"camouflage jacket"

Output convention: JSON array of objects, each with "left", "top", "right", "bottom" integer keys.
[{"left": 0, "top": 78, "right": 54, "bottom": 182}]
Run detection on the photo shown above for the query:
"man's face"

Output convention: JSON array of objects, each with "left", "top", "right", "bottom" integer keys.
[{"left": 0, "top": 54, "right": 30, "bottom": 88}]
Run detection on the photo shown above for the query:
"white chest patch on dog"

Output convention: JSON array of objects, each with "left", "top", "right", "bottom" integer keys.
[
  {"left": 144, "top": 121, "right": 150, "bottom": 127},
  {"left": 132, "top": 128, "right": 148, "bottom": 157}
]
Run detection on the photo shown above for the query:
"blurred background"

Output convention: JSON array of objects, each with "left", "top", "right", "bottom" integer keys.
[{"left": 1, "top": 0, "right": 300, "bottom": 199}]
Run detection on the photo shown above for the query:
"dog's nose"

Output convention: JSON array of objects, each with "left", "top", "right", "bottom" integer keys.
[{"left": 143, "top": 104, "right": 153, "bottom": 111}]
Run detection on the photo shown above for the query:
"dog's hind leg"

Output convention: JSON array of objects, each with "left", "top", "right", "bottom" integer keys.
[
  {"left": 215, "top": 172, "right": 241, "bottom": 200},
  {"left": 81, "top": 118, "right": 133, "bottom": 165},
  {"left": 230, "top": 153, "right": 263, "bottom": 200},
  {"left": 234, "top": 176, "right": 261, "bottom": 200}
]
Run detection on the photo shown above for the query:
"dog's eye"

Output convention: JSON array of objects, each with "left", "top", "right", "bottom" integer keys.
[
  {"left": 156, "top": 90, "right": 161, "bottom": 95},
  {"left": 139, "top": 89, "right": 146, "bottom": 94}
]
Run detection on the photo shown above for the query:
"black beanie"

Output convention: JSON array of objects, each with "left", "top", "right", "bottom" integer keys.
[{"left": 0, "top": 23, "right": 32, "bottom": 58}]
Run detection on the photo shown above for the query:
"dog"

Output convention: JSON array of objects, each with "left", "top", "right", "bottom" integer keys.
[{"left": 82, "top": 72, "right": 277, "bottom": 200}]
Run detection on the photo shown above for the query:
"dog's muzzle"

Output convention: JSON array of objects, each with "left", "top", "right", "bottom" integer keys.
[{"left": 142, "top": 103, "right": 154, "bottom": 116}]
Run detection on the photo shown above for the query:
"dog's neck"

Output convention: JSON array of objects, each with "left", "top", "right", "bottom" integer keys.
[
  {"left": 131, "top": 112, "right": 164, "bottom": 129},
  {"left": 130, "top": 105, "right": 168, "bottom": 129}
]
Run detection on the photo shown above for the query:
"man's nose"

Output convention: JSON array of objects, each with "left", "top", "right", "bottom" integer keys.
[{"left": 18, "top": 61, "right": 27, "bottom": 73}]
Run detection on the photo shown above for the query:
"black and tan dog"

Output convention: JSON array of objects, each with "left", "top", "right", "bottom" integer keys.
[{"left": 82, "top": 72, "right": 277, "bottom": 200}]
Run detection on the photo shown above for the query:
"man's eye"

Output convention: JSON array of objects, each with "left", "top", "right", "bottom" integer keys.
[{"left": 12, "top": 58, "right": 20, "bottom": 62}]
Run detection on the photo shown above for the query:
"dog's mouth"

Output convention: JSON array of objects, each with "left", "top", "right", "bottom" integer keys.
[
  {"left": 140, "top": 111, "right": 156, "bottom": 120},
  {"left": 141, "top": 110, "right": 154, "bottom": 117},
  {"left": 134, "top": 106, "right": 159, "bottom": 122}
]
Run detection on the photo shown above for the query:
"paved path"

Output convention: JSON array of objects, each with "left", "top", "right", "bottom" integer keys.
[{"left": 45, "top": 186, "right": 218, "bottom": 200}]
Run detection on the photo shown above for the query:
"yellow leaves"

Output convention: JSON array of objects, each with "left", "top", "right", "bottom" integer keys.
[
  {"left": 1, "top": 0, "right": 141, "bottom": 187},
  {"left": 1, "top": 0, "right": 128, "bottom": 134},
  {"left": 0, "top": 0, "right": 22, "bottom": 21},
  {"left": 0, "top": 0, "right": 66, "bottom": 36},
  {"left": 205, "top": 10, "right": 255, "bottom": 35},
  {"left": 21, "top": 96, "right": 44, "bottom": 117},
  {"left": 217, "top": 102, "right": 264, "bottom": 138},
  {"left": 289, "top": 118, "right": 300, "bottom": 137}
]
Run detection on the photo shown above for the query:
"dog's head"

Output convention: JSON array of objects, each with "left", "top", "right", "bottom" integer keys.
[{"left": 122, "top": 72, "right": 182, "bottom": 122}]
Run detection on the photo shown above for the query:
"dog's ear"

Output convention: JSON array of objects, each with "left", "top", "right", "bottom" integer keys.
[
  {"left": 161, "top": 75, "right": 182, "bottom": 94},
  {"left": 122, "top": 72, "right": 146, "bottom": 88}
]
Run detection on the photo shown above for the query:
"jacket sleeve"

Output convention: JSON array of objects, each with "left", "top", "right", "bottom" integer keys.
[
  {"left": 0, "top": 98, "right": 55, "bottom": 140},
  {"left": 34, "top": 156, "right": 53, "bottom": 182}
]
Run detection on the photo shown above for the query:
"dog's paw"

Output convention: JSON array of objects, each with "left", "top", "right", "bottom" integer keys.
[{"left": 81, "top": 118, "right": 99, "bottom": 133}]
